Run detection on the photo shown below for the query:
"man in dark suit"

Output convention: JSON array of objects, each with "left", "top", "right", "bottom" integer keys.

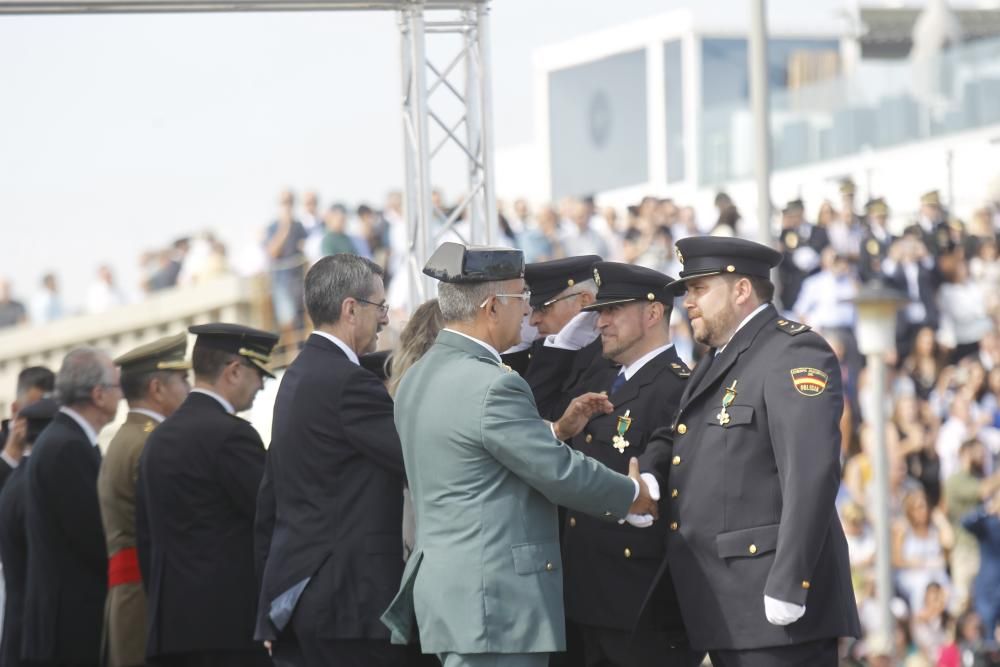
[
  {"left": 881, "top": 231, "right": 940, "bottom": 360},
  {"left": 640, "top": 236, "right": 860, "bottom": 666},
  {"left": 0, "top": 366, "right": 56, "bottom": 490},
  {"left": 137, "top": 323, "right": 278, "bottom": 667},
  {"left": 0, "top": 397, "right": 57, "bottom": 667},
  {"left": 556, "top": 261, "right": 698, "bottom": 667},
  {"left": 254, "top": 254, "right": 408, "bottom": 667},
  {"left": 23, "top": 348, "right": 122, "bottom": 667}
]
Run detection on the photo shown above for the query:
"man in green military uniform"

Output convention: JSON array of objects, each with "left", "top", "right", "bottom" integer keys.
[
  {"left": 381, "top": 243, "right": 658, "bottom": 667},
  {"left": 98, "top": 333, "right": 191, "bottom": 667}
]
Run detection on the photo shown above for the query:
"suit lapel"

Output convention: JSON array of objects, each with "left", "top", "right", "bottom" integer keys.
[{"left": 682, "top": 304, "right": 777, "bottom": 409}]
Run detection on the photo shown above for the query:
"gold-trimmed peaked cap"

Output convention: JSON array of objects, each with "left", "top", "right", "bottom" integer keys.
[
  {"left": 582, "top": 261, "right": 675, "bottom": 311},
  {"left": 189, "top": 323, "right": 279, "bottom": 378},
  {"left": 422, "top": 242, "right": 524, "bottom": 284},
  {"left": 114, "top": 331, "right": 191, "bottom": 375},
  {"left": 669, "top": 236, "right": 782, "bottom": 292},
  {"left": 524, "top": 255, "right": 602, "bottom": 309}
]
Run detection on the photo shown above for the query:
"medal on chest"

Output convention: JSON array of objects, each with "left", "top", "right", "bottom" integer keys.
[
  {"left": 612, "top": 409, "right": 632, "bottom": 453},
  {"left": 716, "top": 380, "right": 739, "bottom": 426}
]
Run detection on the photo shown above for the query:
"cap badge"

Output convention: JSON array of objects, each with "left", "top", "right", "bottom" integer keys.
[
  {"left": 716, "top": 379, "right": 738, "bottom": 426},
  {"left": 675, "top": 247, "right": 684, "bottom": 265},
  {"left": 593, "top": 267, "right": 602, "bottom": 287},
  {"left": 612, "top": 409, "right": 632, "bottom": 453},
  {"left": 791, "top": 367, "right": 828, "bottom": 396}
]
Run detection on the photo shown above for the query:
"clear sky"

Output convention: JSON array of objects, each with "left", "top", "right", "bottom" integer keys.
[{"left": 0, "top": 0, "right": 888, "bottom": 307}]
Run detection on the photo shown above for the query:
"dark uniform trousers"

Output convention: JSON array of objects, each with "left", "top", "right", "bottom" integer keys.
[
  {"left": 148, "top": 649, "right": 271, "bottom": 667},
  {"left": 533, "top": 346, "right": 701, "bottom": 667},
  {"left": 708, "top": 638, "right": 837, "bottom": 667}
]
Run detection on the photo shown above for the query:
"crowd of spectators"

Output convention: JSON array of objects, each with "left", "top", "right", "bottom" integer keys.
[{"left": 4, "top": 177, "right": 1000, "bottom": 664}]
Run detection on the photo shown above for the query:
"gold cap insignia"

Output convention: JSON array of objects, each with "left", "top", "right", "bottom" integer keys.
[
  {"left": 593, "top": 267, "right": 602, "bottom": 287},
  {"left": 675, "top": 247, "right": 684, "bottom": 264}
]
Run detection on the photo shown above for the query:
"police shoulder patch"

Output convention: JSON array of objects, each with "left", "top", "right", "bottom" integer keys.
[
  {"left": 668, "top": 361, "right": 692, "bottom": 378},
  {"left": 790, "top": 367, "right": 829, "bottom": 396},
  {"left": 775, "top": 319, "right": 810, "bottom": 336}
]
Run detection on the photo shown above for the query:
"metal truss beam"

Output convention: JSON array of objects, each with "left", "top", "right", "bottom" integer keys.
[
  {"left": 399, "top": 2, "right": 496, "bottom": 307},
  {"left": 0, "top": 1, "right": 484, "bottom": 14},
  {"left": 1, "top": 0, "right": 497, "bottom": 313}
]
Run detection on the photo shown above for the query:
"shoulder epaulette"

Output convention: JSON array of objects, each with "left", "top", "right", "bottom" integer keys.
[
  {"left": 668, "top": 361, "right": 692, "bottom": 378},
  {"left": 775, "top": 318, "right": 811, "bottom": 336}
]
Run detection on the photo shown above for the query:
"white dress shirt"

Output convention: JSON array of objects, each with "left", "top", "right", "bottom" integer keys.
[
  {"left": 311, "top": 330, "right": 360, "bottom": 366},
  {"left": 189, "top": 388, "right": 235, "bottom": 415},
  {"left": 58, "top": 406, "right": 100, "bottom": 446},
  {"left": 131, "top": 408, "right": 166, "bottom": 423},
  {"left": 443, "top": 328, "right": 501, "bottom": 362}
]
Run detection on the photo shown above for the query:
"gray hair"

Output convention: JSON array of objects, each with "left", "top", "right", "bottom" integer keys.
[
  {"left": 56, "top": 347, "right": 114, "bottom": 406},
  {"left": 568, "top": 278, "right": 598, "bottom": 297},
  {"left": 438, "top": 280, "right": 506, "bottom": 322},
  {"left": 305, "top": 254, "right": 385, "bottom": 326}
]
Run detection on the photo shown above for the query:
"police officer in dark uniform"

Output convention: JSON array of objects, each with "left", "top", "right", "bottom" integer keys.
[
  {"left": 137, "top": 323, "right": 278, "bottom": 667},
  {"left": 506, "top": 255, "right": 604, "bottom": 420},
  {"left": 859, "top": 199, "right": 894, "bottom": 282},
  {"left": 556, "top": 262, "right": 699, "bottom": 667},
  {"left": 640, "top": 237, "right": 860, "bottom": 666},
  {"left": 777, "top": 199, "right": 829, "bottom": 310}
]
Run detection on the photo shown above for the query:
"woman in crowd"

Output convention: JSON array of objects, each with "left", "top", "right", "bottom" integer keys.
[
  {"left": 893, "top": 488, "right": 956, "bottom": 611},
  {"left": 386, "top": 298, "right": 445, "bottom": 557}
]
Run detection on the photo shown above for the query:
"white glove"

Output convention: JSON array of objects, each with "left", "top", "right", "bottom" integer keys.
[
  {"left": 544, "top": 311, "right": 600, "bottom": 351},
  {"left": 764, "top": 595, "right": 806, "bottom": 626},
  {"left": 621, "top": 474, "right": 660, "bottom": 528},
  {"left": 791, "top": 246, "right": 820, "bottom": 272}
]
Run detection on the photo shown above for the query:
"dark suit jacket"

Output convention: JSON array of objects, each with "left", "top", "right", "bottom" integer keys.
[
  {"left": 22, "top": 413, "right": 107, "bottom": 664},
  {"left": 0, "top": 463, "right": 30, "bottom": 667},
  {"left": 640, "top": 305, "right": 860, "bottom": 651},
  {"left": 778, "top": 223, "right": 829, "bottom": 310},
  {"left": 137, "top": 392, "right": 265, "bottom": 658},
  {"left": 561, "top": 347, "right": 690, "bottom": 633},
  {"left": 883, "top": 260, "right": 940, "bottom": 331},
  {"left": 254, "top": 334, "right": 406, "bottom": 642}
]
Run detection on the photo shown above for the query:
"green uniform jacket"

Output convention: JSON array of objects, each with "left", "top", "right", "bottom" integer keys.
[
  {"left": 381, "top": 330, "right": 636, "bottom": 655},
  {"left": 97, "top": 411, "right": 158, "bottom": 667}
]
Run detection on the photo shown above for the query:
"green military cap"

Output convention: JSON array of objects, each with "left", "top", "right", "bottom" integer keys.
[
  {"left": 114, "top": 332, "right": 191, "bottom": 374},
  {"left": 920, "top": 190, "right": 941, "bottom": 207},
  {"left": 865, "top": 198, "right": 889, "bottom": 217},
  {"left": 189, "top": 323, "right": 279, "bottom": 378}
]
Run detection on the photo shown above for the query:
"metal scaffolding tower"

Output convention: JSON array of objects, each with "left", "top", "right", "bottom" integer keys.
[{"left": 0, "top": 0, "right": 497, "bottom": 306}]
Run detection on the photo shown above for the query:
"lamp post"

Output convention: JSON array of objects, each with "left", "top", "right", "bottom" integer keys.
[{"left": 852, "top": 281, "right": 907, "bottom": 659}]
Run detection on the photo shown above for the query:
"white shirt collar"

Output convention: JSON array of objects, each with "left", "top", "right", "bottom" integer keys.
[
  {"left": 0, "top": 451, "right": 18, "bottom": 469},
  {"left": 311, "top": 330, "right": 360, "bottom": 366},
  {"left": 190, "top": 388, "right": 235, "bottom": 415},
  {"left": 716, "top": 302, "right": 771, "bottom": 357},
  {"left": 619, "top": 343, "right": 674, "bottom": 381},
  {"left": 443, "top": 328, "right": 501, "bottom": 362},
  {"left": 59, "top": 406, "right": 100, "bottom": 447},
  {"left": 131, "top": 408, "right": 166, "bottom": 423}
]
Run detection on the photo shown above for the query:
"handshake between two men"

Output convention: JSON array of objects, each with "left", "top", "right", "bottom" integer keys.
[{"left": 550, "top": 390, "right": 661, "bottom": 526}]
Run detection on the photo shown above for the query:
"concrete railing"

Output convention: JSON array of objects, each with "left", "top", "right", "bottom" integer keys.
[{"left": 0, "top": 274, "right": 271, "bottom": 418}]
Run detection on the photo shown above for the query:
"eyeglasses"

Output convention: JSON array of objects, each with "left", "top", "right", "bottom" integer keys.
[
  {"left": 356, "top": 298, "right": 390, "bottom": 317},
  {"left": 532, "top": 291, "right": 584, "bottom": 314},
  {"left": 480, "top": 290, "right": 532, "bottom": 308}
]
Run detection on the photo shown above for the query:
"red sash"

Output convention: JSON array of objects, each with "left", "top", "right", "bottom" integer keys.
[{"left": 108, "top": 547, "right": 141, "bottom": 587}]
